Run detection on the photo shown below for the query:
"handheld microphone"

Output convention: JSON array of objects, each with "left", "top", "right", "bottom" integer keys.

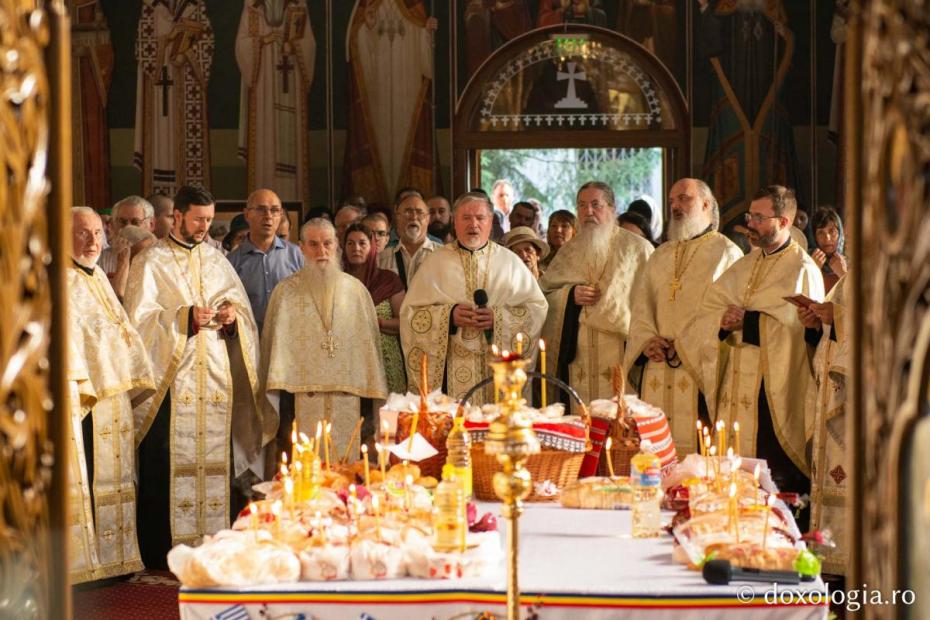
[
  {"left": 472, "top": 289, "right": 492, "bottom": 344},
  {"left": 703, "top": 559, "right": 807, "bottom": 585}
]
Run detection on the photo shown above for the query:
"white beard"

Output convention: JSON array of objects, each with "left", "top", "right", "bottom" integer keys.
[
  {"left": 576, "top": 221, "right": 615, "bottom": 268},
  {"left": 74, "top": 254, "right": 100, "bottom": 269},
  {"left": 667, "top": 213, "right": 711, "bottom": 242},
  {"left": 306, "top": 257, "right": 340, "bottom": 324}
]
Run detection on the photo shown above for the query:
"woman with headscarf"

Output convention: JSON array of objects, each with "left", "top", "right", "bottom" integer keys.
[
  {"left": 810, "top": 207, "right": 847, "bottom": 293},
  {"left": 343, "top": 222, "right": 407, "bottom": 394}
]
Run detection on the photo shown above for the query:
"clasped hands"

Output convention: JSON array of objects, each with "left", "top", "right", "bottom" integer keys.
[
  {"left": 644, "top": 336, "right": 676, "bottom": 363},
  {"left": 192, "top": 301, "right": 236, "bottom": 328},
  {"left": 573, "top": 284, "right": 601, "bottom": 306},
  {"left": 452, "top": 304, "right": 494, "bottom": 330}
]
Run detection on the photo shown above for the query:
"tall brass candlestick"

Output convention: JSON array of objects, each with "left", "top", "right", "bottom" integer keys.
[
  {"left": 538, "top": 339, "right": 547, "bottom": 408},
  {"left": 485, "top": 352, "right": 540, "bottom": 620}
]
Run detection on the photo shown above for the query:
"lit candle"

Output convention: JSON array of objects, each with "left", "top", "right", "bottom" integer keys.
[
  {"left": 762, "top": 494, "right": 776, "bottom": 550},
  {"left": 376, "top": 442, "right": 386, "bottom": 483},
  {"left": 728, "top": 482, "right": 739, "bottom": 542},
  {"left": 716, "top": 420, "right": 725, "bottom": 454},
  {"left": 709, "top": 445, "right": 719, "bottom": 486},
  {"left": 404, "top": 474, "right": 414, "bottom": 512},
  {"left": 695, "top": 420, "right": 704, "bottom": 456},
  {"left": 516, "top": 332, "right": 524, "bottom": 356},
  {"left": 604, "top": 437, "right": 616, "bottom": 479},
  {"left": 419, "top": 352, "right": 429, "bottom": 406},
  {"left": 249, "top": 501, "right": 259, "bottom": 532},
  {"left": 539, "top": 339, "right": 548, "bottom": 408},
  {"left": 283, "top": 475, "right": 294, "bottom": 518},
  {"left": 324, "top": 421, "right": 332, "bottom": 471},
  {"left": 703, "top": 434, "right": 712, "bottom": 479},
  {"left": 294, "top": 459, "right": 304, "bottom": 501},
  {"left": 361, "top": 444, "right": 371, "bottom": 488},
  {"left": 381, "top": 419, "right": 390, "bottom": 448},
  {"left": 314, "top": 422, "right": 323, "bottom": 455},
  {"left": 733, "top": 421, "right": 740, "bottom": 456},
  {"left": 291, "top": 422, "right": 298, "bottom": 464}
]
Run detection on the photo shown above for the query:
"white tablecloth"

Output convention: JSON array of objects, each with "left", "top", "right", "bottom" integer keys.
[{"left": 179, "top": 503, "right": 828, "bottom": 620}]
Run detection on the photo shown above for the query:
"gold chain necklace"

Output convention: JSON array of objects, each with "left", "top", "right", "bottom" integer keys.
[
  {"left": 308, "top": 276, "right": 338, "bottom": 358},
  {"left": 741, "top": 241, "right": 793, "bottom": 306},
  {"left": 168, "top": 239, "right": 206, "bottom": 306},
  {"left": 669, "top": 233, "right": 712, "bottom": 301}
]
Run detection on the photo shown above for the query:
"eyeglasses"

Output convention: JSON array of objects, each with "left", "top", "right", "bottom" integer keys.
[
  {"left": 400, "top": 208, "right": 429, "bottom": 219},
  {"left": 249, "top": 207, "right": 283, "bottom": 216},
  {"left": 744, "top": 212, "right": 781, "bottom": 224}
]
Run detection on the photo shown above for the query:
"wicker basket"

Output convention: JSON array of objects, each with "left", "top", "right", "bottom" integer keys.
[
  {"left": 471, "top": 447, "right": 585, "bottom": 502},
  {"left": 596, "top": 366, "right": 641, "bottom": 477},
  {"left": 463, "top": 371, "right": 590, "bottom": 503}
]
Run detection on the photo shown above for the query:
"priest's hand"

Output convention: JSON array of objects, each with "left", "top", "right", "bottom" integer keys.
[
  {"left": 473, "top": 306, "right": 494, "bottom": 331},
  {"left": 811, "top": 302, "right": 834, "bottom": 326},
  {"left": 574, "top": 285, "right": 601, "bottom": 306},
  {"left": 453, "top": 304, "right": 476, "bottom": 329},
  {"left": 720, "top": 305, "right": 745, "bottom": 331},
  {"left": 214, "top": 302, "right": 237, "bottom": 326},
  {"left": 644, "top": 336, "right": 671, "bottom": 363},
  {"left": 797, "top": 305, "right": 821, "bottom": 329},
  {"left": 192, "top": 306, "right": 216, "bottom": 327},
  {"left": 828, "top": 253, "right": 847, "bottom": 277}
]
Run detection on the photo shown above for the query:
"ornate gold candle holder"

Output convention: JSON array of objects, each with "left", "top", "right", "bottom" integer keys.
[{"left": 484, "top": 352, "right": 540, "bottom": 620}]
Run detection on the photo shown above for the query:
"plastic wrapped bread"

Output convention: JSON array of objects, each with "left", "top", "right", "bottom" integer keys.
[{"left": 167, "top": 529, "right": 300, "bottom": 587}]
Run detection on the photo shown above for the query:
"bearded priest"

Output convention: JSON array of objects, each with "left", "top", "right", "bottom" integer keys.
[
  {"left": 540, "top": 181, "right": 653, "bottom": 411},
  {"left": 400, "top": 192, "right": 548, "bottom": 404},
  {"left": 68, "top": 207, "right": 155, "bottom": 583},
  {"left": 260, "top": 218, "right": 387, "bottom": 460},
  {"left": 623, "top": 179, "right": 742, "bottom": 453},
  {"left": 677, "top": 185, "right": 824, "bottom": 517},
  {"left": 124, "top": 186, "right": 269, "bottom": 569}
]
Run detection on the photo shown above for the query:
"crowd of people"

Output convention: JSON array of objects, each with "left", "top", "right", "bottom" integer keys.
[{"left": 67, "top": 176, "right": 850, "bottom": 584}]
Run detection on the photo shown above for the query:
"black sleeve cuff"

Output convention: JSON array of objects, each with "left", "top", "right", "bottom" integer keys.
[
  {"left": 635, "top": 352, "right": 648, "bottom": 367},
  {"left": 742, "top": 311, "right": 761, "bottom": 346},
  {"left": 187, "top": 307, "right": 199, "bottom": 337},
  {"left": 448, "top": 305, "right": 459, "bottom": 335},
  {"left": 718, "top": 328, "right": 731, "bottom": 342},
  {"left": 829, "top": 328, "right": 838, "bottom": 342},
  {"left": 805, "top": 327, "right": 823, "bottom": 347},
  {"left": 221, "top": 320, "right": 238, "bottom": 340}
]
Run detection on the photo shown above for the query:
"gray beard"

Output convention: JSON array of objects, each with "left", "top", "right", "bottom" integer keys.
[
  {"left": 576, "top": 221, "right": 615, "bottom": 267},
  {"left": 74, "top": 254, "right": 100, "bottom": 269},
  {"left": 667, "top": 214, "right": 711, "bottom": 242},
  {"left": 307, "top": 258, "right": 340, "bottom": 323}
]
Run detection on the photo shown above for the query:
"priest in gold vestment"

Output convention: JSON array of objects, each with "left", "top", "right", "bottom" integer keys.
[
  {"left": 124, "top": 187, "right": 269, "bottom": 569},
  {"left": 799, "top": 274, "right": 849, "bottom": 574},
  {"left": 68, "top": 208, "right": 155, "bottom": 583},
  {"left": 624, "top": 179, "right": 742, "bottom": 454},
  {"left": 400, "top": 192, "right": 548, "bottom": 404},
  {"left": 540, "top": 182, "right": 653, "bottom": 411},
  {"left": 677, "top": 185, "right": 824, "bottom": 511},
  {"left": 260, "top": 218, "right": 387, "bottom": 460}
]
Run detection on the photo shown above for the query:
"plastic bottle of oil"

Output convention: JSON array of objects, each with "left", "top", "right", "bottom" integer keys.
[
  {"left": 432, "top": 474, "right": 466, "bottom": 552},
  {"left": 445, "top": 416, "right": 473, "bottom": 500},
  {"left": 630, "top": 440, "right": 662, "bottom": 538}
]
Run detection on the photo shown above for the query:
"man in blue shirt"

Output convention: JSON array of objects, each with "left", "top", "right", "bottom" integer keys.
[{"left": 227, "top": 189, "right": 304, "bottom": 332}]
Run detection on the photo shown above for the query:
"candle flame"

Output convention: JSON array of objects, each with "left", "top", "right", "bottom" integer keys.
[
  {"left": 315, "top": 421, "right": 323, "bottom": 437},
  {"left": 726, "top": 447, "right": 734, "bottom": 459},
  {"left": 375, "top": 442, "right": 382, "bottom": 454},
  {"left": 709, "top": 446, "right": 717, "bottom": 456},
  {"left": 299, "top": 432, "right": 311, "bottom": 444},
  {"left": 361, "top": 444, "right": 368, "bottom": 455},
  {"left": 729, "top": 482, "right": 737, "bottom": 497},
  {"left": 281, "top": 452, "right": 288, "bottom": 464},
  {"left": 294, "top": 460, "right": 303, "bottom": 472},
  {"left": 696, "top": 420, "right": 702, "bottom": 431},
  {"left": 284, "top": 477, "right": 293, "bottom": 493},
  {"left": 605, "top": 437, "right": 613, "bottom": 451},
  {"left": 539, "top": 339, "right": 546, "bottom": 352},
  {"left": 733, "top": 421, "right": 740, "bottom": 432}
]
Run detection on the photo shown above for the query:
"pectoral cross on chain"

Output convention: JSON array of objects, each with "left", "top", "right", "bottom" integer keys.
[
  {"left": 276, "top": 55, "right": 294, "bottom": 94},
  {"left": 321, "top": 330, "right": 337, "bottom": 358},
  {"left": 669, "top": 278, "right": 682, "bottom": 301}
]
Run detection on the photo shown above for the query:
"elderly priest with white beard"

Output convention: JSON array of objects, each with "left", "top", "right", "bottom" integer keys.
[
  {"left": 68, "top": 207, "right": 155, "bottom": 583},
  {"left": 623, "top": 179, "right": 743, "bottom": 454},
  {"left": 260, "top": 218, "right": 388, "bottom": 459},
  {"left": 400, "top": 192, "right": 548, "bottom": 405},
  {"left": 124, "top": 186, "right": 268, "bottom": 570},
  {"left": 540, "top": 181, "right": 653, "bottom": 412}
]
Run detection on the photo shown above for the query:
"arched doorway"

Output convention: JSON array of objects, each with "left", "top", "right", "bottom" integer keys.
[{"left": 453, "top": 24, "right": 689, "bottom": 223}]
